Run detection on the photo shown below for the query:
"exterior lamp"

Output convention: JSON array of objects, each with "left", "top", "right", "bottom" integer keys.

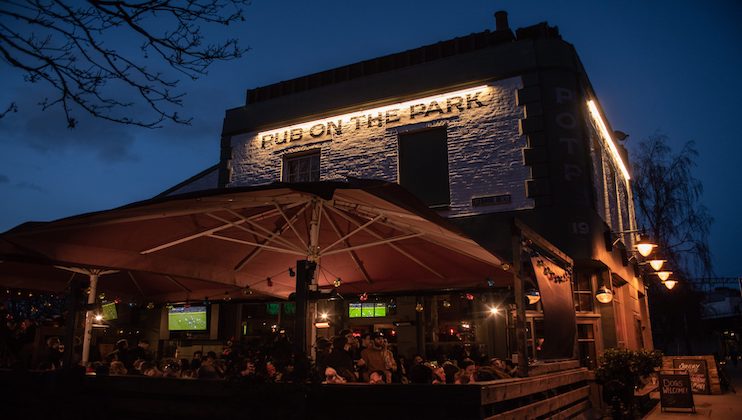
[
  {"left": 94, "top": 314, "right": 103, "bottom": 322},
  {"left": 635, "top": 234, "right": 657, "bottom": 257},
  {"left": 314, "top": 319, "right": 332, "bottom": 329},
  {"left": 655, "top": 271, "right": 673, "bottom": 281},
  {"left": 663, "top": 280, "right": 677, "bottom": 290},
  {"left": 488, "top": 306, "right": 500, "bottom": 316},
  {"left": 647, "top": 257, "right": 666, "bottom": 271},
  {"left": 525, "top": 289, "right": 541, "bottom": 305},
  {"left": 595, "top": 285, "right": 614, "bottom": 304}
]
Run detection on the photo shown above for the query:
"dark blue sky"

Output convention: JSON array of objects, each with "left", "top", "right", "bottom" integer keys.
[{"left": 0, "top": 1, "right": 740, "bottom": 278}]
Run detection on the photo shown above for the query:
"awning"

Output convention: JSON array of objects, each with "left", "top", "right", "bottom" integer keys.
[{"left": 1, "top": 179, "right": 512, "bottom": 300}]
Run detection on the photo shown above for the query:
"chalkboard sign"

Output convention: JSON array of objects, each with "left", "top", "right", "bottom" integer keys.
[
  {"left": 673, "top": 358, "right": 710, "bottom": 394},
  {"left": 659, "top": 372, "right": 695, "bottom": 411}
]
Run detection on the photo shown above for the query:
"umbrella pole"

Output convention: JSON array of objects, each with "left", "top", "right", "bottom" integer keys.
[
  {"left": 63, "top": 276, "right": 83, "bottom": 368},
  {"left": 294, "top": 260, "right": 316, "bottom": 356},
  {"left": 81, "top": 271, "right": 99, "bottom": 366}
]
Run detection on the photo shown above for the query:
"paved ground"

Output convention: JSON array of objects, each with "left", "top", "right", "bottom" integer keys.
[{"left": 645, "top": 364, "right": 742, "bottom": 419}]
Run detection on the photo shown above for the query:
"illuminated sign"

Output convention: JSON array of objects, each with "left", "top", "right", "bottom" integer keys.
[
  {"left": 258, "top": 85, "right": 491, "bottom": 149},
  {"left": 587, "top": 100, "right": 631, "bottom": 181}
]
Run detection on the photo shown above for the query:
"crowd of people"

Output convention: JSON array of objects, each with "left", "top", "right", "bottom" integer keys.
[
  {"left": 2, "top": 318, "right": 518, "bottom": 385},
  {"left": 314, "top": 330, "right": 517, "bottom": 385}
]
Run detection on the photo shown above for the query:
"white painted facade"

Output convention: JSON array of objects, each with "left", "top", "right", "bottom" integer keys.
[{"left": 228, "top": 77, "right": 532, "bottom": 218}]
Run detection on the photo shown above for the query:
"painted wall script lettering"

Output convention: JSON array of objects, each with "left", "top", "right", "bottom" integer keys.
[{"left": 257, "top": 85, "right": 491, "bottom": 149}]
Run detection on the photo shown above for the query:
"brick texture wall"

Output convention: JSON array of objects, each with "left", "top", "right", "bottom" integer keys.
[{"left": 228, "top": 76, "right": 533, "bottom": 217}]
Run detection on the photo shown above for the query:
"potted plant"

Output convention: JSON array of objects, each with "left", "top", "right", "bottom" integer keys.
[{"left": 595, "top": 348, "right": 663, "bottom": 418}]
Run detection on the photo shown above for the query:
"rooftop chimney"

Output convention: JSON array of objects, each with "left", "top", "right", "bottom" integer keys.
[{"left": 495, "top": 11, "right": 509, "bottom": 31}]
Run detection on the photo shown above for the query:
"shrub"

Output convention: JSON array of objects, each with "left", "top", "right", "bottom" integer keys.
[{"left": 595, "top": 348, "right": 663, "bottom": 418}]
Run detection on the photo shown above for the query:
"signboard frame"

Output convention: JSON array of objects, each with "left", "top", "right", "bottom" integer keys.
[
  {"left": 658, "top": 369, "right": 695, "bottom": 413},
  {"left": 672, "top": 358, "right": 711, "bottom": 394}
]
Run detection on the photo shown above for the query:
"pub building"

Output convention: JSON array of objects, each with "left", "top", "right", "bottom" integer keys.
[{"left": 161, "top": 11, "right": 653, "bottom": 369}]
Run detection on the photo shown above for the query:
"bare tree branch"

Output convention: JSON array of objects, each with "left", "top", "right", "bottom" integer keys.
[
  {"left": 632, "top": 134, "right": 714, "bottom": 278},
  {"left": 0, "top": 0, "right": 249, "bottom": 128}
]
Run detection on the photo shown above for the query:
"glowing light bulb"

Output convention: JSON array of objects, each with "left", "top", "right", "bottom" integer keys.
[
  {"left": 595, "top": 286, "right": 613, "bottom": 304},
  {"left": 648, "top": 259, "right": 665, "bottom": 271},
  {"left": 655, "top": 271, "right": 672, "bottom": 281}
]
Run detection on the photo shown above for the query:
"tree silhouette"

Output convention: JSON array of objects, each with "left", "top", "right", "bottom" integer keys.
[
  {"left": 0, "top": 0, "right": 249, "bottom": 128},
  {"left": 632, "top": 134, "right": 714, "bottom": 354},
  {"left": 632, "top": 134, "right": 714, "bottom": 278}
]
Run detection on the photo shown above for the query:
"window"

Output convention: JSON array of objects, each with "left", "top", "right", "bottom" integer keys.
[
  {"left": 573, "top": 271, "right": 594, "bottom": 312},
  {"left": 398, "top": 127, "right": 450, "bottom": 207},
  {"left": 577, "top": 322, "right": 597, "bottom": 369},
  {"left": 282, "top": 151, "right": 320, "bottom": 182}
]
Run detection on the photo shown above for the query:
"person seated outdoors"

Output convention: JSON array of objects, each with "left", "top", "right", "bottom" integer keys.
[
  {"left": 141, "top": 361, "right": 163, "bottom": 377},
  {"left": 264, "top": 360, "right": 282, "bottom": 383},
  {"left": 190, "top": 350, "right": 203, "bottom": 370},
  {"left": 488, "top": 358, "right": 513, "bottom": 379},
  {"left": 161, "top": 359, "right": 180, "bottom": 378},
  {"left": 323, "top": 367, "right": 346, "bottom": 384},
  {"left": 431, "top": 364, "right": 446, "bottom": 384},
  {"left": 408, "top": 363, "right": 433, "bottom": 384},
  {"left": 196, "top": 357, "right": 219, "bottom": 379},
  {"left": 109, "top": 360, "right": 128, "bottom": 376},
  {"left": 326, "top": 336, "right": 356, "bottom": 382},
  {"left": 472, "top": 366, "right": 500, "bottom": 382},
  {"left": 369, "top": 370, "right": 386, "bottom": 384},
  {"left": 456, "top": 359, "right": 476, "bottom": 384},
  {"left": 442, "top": 362, "right": 460, "bottom": 384}
]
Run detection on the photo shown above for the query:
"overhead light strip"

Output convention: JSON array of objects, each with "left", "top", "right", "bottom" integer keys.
[{"left": 587, "top": 100, "right": 631, "bottom": 181}]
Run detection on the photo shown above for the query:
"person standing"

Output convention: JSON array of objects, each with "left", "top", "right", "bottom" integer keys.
[
  {"left": 360, "top": 332, "right": 389, "bottom": 382},
  {"left": 326, "top": 336, "right": 356, "bottom": 382}
]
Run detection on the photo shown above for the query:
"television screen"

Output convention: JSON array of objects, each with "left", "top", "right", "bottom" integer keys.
[
  {"left": 101, "top": 302, "right": 117, "bottom": 321},
  {"left": 349, "top": 303, "right": 362, "bottom": 318},
  {"left": 266, "top": 303, "right": 280, "bottom": 316},
  {"left": 348, "top": 302, "right": 387, "bottom": 318},
  {"left": 168, "top": 305, "right": 208, "bottom": 331}
]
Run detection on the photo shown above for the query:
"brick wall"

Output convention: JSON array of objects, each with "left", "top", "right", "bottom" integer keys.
[{"left": 228, "top": 76, "right": 533, "bottom": 217}]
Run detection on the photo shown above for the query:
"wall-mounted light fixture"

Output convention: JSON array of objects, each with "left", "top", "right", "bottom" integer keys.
[
  {"left": 655, "top": 271, "right": 673, "bottom": 281},
  {"left": 635, "top": 234, "right": 657, "bottom": 257},
  {"left": 663, "top": 280, "right": 677, "bottom": 290},
  {"left": 314, "top": 319, "right": 332, "bottom": 329},
  {"left": 595, "top": 285, "right": 614, "bottom": 304},
  {"left": 647, "top": 256, "right": 666, "bottom": 272},
  {"left": 525, "top": 289, "right": 541, "bottom": 305}
]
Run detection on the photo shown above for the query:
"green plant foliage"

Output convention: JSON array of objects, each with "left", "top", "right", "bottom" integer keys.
[
  {"left": 595, "top": 348, "right": 663, "bottom": 418},
  {"left": 596, "top": 348, "right": 663, "bottom": 386}
]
